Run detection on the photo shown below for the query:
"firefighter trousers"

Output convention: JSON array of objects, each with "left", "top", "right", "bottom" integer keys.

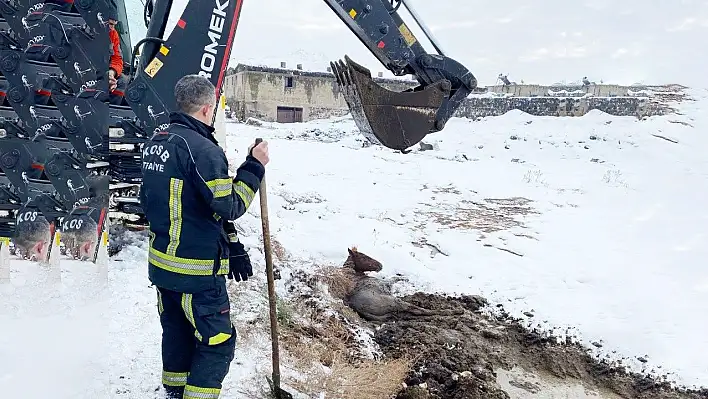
[{"left": 155, "top": 278, "right": 236, "bottom": 399}]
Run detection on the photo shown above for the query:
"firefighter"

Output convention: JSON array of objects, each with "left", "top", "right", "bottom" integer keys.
[
  {"left": 139, "top": 74, "right": 269, "bottom": 399},
  {"left": 105, "top": 9, "right": 125, "bottom": 94}
]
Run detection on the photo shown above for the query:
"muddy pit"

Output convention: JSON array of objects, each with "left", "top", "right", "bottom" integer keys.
[
  {"left": 370, "top": 292, "right": 707, "bottom": 399},
  {"left": 312, "top": 252, "right": 708, "bottom": 399}
]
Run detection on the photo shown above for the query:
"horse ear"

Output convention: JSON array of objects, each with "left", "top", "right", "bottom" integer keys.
[{"left": 347, "top": 248, "right": 354, "bottom": 256}]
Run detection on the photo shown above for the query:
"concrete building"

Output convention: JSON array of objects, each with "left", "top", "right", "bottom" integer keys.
[
  {"left": 223, "top": 63, "right": 670, "bottom": 122},
  {"left": 222, "top": 63, "right": 417, "bottom": 123}
]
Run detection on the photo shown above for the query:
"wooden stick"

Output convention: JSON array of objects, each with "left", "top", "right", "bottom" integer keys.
[{"left": 255, "top": 138, "right": 282, "bottom": 391}]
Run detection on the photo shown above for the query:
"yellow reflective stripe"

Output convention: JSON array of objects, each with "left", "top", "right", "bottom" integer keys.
[
  {"left": 213, "top": 188, "right": 231, "bottom": 198},
  {"left": 206, "top": 178, "right": 232, "bottom": 199},
  {"left": 149, "top": 256, "right": 229, "bottom": 276},
  {"left": 157, "top": 290, "right": 164, "bottom": 315},
  {"left": 151, "top": 247, "right": 216, "bottom": 265},
  {"left": 181, "top": 294, "right": 203, "bottom": 341},
  {"left": 149, "top": 247, "right": 229, "bottom": 276},
  {"left": 162, "top": 370, "right": 189, "bottom": 386},
  {"left": 184, "top": 385, "right": 221, "bottom": 399},
  {"left": 206, "top": 178, "right": 231, "bottom": 188},
  {"left": 213, "top": 213, "right": 221, "bottom": 221},
  {"left": 166, "top": 178, "right": 184, "bottom": 255},
  {"left": 208, "top": 332, "right": 232, "bottom": 345},
  {"left": 234, "top": 181, "right": 255, "bottom": 208},
  {"left": 227, "top": 233, "right": 238, "bottom": 243}
]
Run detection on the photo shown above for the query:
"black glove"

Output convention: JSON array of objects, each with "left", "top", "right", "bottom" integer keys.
[{"left": 228, "top": 240, "right": 253, "bottom": 282}]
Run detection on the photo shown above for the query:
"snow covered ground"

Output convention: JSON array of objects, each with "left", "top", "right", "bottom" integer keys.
[
  {"left": 0, "top": 0, "right": 705, "bottom": 397},
  {"left": 2, "top": 88, "right": 706, "bottom": 398},
  {"left": 218, "top": 90, "right": 708, "bottom": 389},
  {"left": 0, "top": 259, "right": 111, "bottom": 397}
]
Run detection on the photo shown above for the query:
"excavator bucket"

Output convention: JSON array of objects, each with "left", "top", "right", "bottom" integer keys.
[{"left": 330, "top": 56, "right": 450, "bottom": 151}]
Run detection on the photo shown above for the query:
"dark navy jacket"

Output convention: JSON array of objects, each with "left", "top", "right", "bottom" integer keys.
[{"left": 139, "top": 111, "right": 264, "bottom": 293}]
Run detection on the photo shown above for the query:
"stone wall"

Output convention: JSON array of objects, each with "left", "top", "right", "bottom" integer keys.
[
  {"left": 485, "top": 83, "right": 651, "bottom": 97},
  {"left": 454, "top": 96, "right": 658, "bottom": 119}
]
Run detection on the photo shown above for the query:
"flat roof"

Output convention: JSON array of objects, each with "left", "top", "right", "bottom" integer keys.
[{"left": 231, "top": 63, "right": 417, "bottom": 86}]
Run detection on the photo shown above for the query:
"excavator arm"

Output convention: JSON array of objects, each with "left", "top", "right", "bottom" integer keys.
[
  {"left": 325, "top": 0, "right": 477, "bottom": 149},
  {"left": 125, "top": 0, "right": 243, "bottom": 135},
  {"left": 126, "top": 0, "right": 476, "bottom": 150}
]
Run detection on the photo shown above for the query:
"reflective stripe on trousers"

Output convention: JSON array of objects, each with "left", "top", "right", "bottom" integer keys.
[
  {"left": 162, "top": 370, "right": 189, "bottom": 387},
  {"left": 181, "top": 293, "right": 203, "bottom": 341},
  {"left": 184, "top": 384, "right": 220, "bottom": 399},
  {"left": 157, "top": 289, "right": 164, "bottom": 315}
]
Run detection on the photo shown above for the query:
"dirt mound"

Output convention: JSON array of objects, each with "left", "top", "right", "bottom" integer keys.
[
  {"left": 284, "top": 250, "right": 707, "bottom": 399},
  {"left": 372, "top": 292, "right": 708, "bottom": 399}
]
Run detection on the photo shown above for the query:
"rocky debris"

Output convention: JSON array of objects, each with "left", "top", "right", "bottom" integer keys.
[
  {"left": 291, "top": 127, "right": 353, "bottom": 143},
  {"left": 108, "top": 225, "right": 148, "bottom": 257},
  {"left": 419, "top": 142, "right": 436, "bottom": 151},
  {"left": 244, "top": 117, "right": 264, "bottom": 126}
]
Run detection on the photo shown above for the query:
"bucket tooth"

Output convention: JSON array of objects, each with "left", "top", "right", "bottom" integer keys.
[{"left": 331, "top": 55, "right": 450, "bottom": 151}]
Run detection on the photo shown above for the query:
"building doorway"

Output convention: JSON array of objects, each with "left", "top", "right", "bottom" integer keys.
[{"left": 276, "top": 106, "right": 303, "bottom": 123}]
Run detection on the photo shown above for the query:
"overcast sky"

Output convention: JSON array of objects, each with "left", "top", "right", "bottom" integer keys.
[{"left": 127, "top": 0, "right": 708, "bottom": 87}]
